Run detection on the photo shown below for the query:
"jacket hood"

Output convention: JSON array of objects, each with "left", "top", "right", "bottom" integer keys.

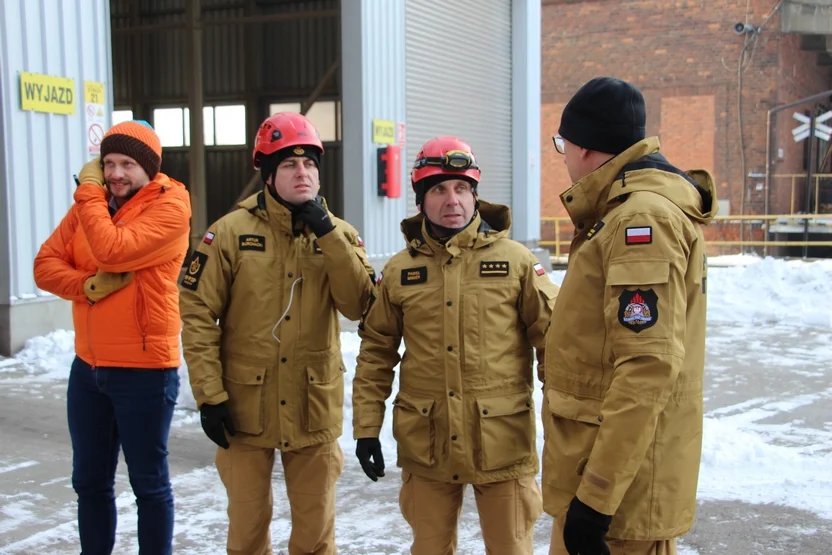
[{"left": 562, "top": 137, "right": 717, "bottom": 228}]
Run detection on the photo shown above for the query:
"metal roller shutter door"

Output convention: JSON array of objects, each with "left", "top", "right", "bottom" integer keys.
[{"left": 405, "top": 0, "right": 513, "bottom": 216}]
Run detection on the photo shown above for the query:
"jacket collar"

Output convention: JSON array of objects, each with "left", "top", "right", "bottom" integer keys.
[
  {"left": 238, "top": 189, "right": 297, "bottom": 236},
  {"left": 561, "top": 137, "right": 660, "bottom": 228},
  {"left": 400, "top": 200, "right": 511, "bottom": 257}
]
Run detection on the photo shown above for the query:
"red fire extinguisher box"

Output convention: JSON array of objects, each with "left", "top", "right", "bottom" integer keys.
[{"left": 376, "top": 144, "right": 401, "bottom": 198}]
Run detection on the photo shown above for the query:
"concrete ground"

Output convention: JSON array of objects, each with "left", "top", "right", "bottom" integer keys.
[{"left": 0, "top": 322, "right": 830, "bottom": 553}]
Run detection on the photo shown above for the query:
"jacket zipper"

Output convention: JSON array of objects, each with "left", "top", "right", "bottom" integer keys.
[
  {"left": 134, "top": 280, "right": 149, "bottom": 351},
  {"left": 86, "top": 303, "right": 98, "bottom": 369}
]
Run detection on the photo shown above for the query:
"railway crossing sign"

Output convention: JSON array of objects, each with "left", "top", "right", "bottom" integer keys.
[{"left": 793, "top": 111, "right": 831, "bottom": 142}]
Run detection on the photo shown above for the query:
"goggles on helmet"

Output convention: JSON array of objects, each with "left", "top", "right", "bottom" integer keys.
[{"left": 413, "top": 149, "right": 479, "bottom": 172}]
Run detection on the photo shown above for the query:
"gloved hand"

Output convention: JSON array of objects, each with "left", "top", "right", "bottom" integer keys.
[
  {"left": 563, "top": 496, "right": 612, "bottom": 555},
  {"left": 84, "top": 270, "right": 134, "bottom": 303},
  {"left": 294, "top": 198, "right": 335, "bottom": 237},
  {"left": 200, "top": 402, "right": 236, "bottom": 449},
  {"left": 78, "top": 157, "right": 105, "bottom": 188},
  {"left": 356, "top": 437, "right": 385, "bottom": 482}
]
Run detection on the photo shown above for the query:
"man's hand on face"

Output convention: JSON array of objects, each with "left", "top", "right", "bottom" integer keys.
[
  {"left": 78, "top": 157, "right": 105, "bottom": 189},
  {"left": 294, "top": 197, "right": 335, "bottom": 237}
]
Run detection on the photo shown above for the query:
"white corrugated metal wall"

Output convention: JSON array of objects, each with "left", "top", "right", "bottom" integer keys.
[
  {"left": 0, "top": 0, "right": 112, "bottom": 302},
  {"left": 404, "top": 0, "right": 513, "bottom": 217},
  {"left": 341, "top": 0, "right": 408, "bottom": 260}
]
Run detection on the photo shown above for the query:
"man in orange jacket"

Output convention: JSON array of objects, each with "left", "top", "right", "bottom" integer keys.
[{"left": 33, "top": 120, "right": 191, "bottom": 555}]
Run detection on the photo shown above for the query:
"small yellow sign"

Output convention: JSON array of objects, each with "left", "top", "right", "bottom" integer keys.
[
  {"left": 372, "top": 119, "right": 396, "bottom": 144},
  {"left": 84, "top": 81, "right": 105, "bottom": 105},
  {"left": 19, "top": 72, "right": 76, "bottom": 115}
]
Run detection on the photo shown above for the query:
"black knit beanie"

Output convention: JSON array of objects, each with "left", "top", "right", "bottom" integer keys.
[
  {"left": 414, "top": 175, "right": 478, "bottom": 208},
  {"left": 558, "top": 77, "right": 647, "bottom": 155},
  {"left": 260, "top": 145, "right": 322, "bottom": 184}
]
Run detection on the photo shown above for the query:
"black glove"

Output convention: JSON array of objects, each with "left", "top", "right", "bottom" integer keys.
[
  {"left": 563, "top": 496, "right": 612, "bottom": 555},
  {"left": 355, "top": 437, "right": 385, "bottom": 482},
  {"left": 200, "top": 402, "right": 236, "bottom": 449},
  {"left": 294, "top": 198, "right": 335, "bottom": 237}
]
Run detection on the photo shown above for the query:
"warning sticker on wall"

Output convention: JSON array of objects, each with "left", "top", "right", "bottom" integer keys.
[{"left": 84, "top": 81, "right": 106, "bottom": 159}]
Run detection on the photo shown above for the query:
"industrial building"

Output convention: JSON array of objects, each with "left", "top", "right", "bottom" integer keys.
[{"left": 0, "top": 0, "right": 543, "bottom": 354}]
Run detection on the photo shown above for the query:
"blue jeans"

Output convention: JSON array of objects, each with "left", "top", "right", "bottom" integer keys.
[{"left": 67, "top": 356, "right": 179, "bottom": 555}]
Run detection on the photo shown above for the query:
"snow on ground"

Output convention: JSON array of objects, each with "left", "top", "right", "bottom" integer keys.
[{"left": 2, "top": 255, "right": 831, "bottom": 553}]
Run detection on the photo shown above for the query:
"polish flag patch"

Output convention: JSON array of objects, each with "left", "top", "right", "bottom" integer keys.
[
  {"left": 625, "top": 226, "right": 652, "bottom": 245},
  {"left": 357, "top": 235, "right": 365, "bottom": 247},
  {"left": 533, "top": 263, "right": 546, "bottom": 276},
  {"left": 376, "top": 272, "right": 383, "bottom": 285},
  {"left": 203, "top": 231, "right": 215, "bottom": 245}
]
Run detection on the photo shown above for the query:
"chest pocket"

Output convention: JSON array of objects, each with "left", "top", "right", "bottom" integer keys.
[
  {"left": 462, "top": 274, "right": 522, "bottom": 378},
  {"left": 299, "top": 254, "right": 335, "bottom": 352}
]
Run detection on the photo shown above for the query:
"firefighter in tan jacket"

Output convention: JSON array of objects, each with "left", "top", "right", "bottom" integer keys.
[
  {"left": 179, "top": 113, "right": 375, "bottom": 555},
  {"left": 543, "top": 78, "right": 717, "bottom": 555},
  {"left": 352, "top": 136, "right": 559, "bottom": 555}
]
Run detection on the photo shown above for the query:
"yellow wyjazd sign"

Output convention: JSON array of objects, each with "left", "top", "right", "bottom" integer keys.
[
  {"left": 372, "top": 119, "right": 396, "bottom": 144},
  {"left": 19, "top": 72, "right": 76, "bottom": 115}
]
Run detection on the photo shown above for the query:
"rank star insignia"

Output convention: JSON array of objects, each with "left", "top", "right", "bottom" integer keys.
[
  {"left": 586, "top": 220, "right": 605, "bottom": 240},
  {"left": 480, "top": 261, "right": 510, "bottom": 277}
]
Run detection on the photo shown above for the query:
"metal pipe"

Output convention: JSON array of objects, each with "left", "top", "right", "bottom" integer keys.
[
  {"left": 186, "top": 0, "right": 208, "bottom": 253},
  {"left": 112, "top": 10, "right": 338, "bottom": 35},
  {"left": 764, "top": 108, "right": 772, "bottom": 256},
  {"left": 763, "top": 88, "right": 832, "bottom": 257},
  {"left": 803, "top": 114, "right": 816, "bottom": 259}
]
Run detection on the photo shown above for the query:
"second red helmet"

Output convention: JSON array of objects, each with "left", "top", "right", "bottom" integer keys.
[{"left": 410, "top": 136, "right": 481, "bottom": 191}]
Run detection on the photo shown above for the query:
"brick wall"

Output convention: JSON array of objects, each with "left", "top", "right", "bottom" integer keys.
[
  {"left": 540, "top": 0, "right": 832, "bottom": 234},
  {"left": 660, "top": 95, "right": 716, "bottom": 177}
]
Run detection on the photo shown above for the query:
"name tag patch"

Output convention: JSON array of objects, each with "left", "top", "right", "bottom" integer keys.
[
  {"left": 181, "top": 252, "right": 208, "bottom": 291},
  {"left": 239, "top": 234, "right": 266, "bottom": 251},
  {"left": 401, "top": 266, "right": 427, "bottom": 285},
  {"left": 480, "top": 261, "right": 509, "bottom": 277}
]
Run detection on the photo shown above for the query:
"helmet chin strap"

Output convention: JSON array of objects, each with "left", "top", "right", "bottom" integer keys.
[{"left": 266, "top": 181, "right": 299, "bottom": 212}]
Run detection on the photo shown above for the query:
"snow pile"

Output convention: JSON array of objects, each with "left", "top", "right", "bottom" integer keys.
[
  {"left": 698, "top": 417, "right": 832, "bottom": 519},
  {"left": 549, "top": 255, "right": 832, "bottom": 330},
  {"left": 705, "top": 256, "right": 832, "bottom": 329},
  {"left": 13, "top": 330, "right": 76, "bottom": 379}
]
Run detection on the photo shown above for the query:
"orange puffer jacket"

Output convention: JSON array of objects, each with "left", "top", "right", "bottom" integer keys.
[{"left": 34, "top": 174, "right": 191, "bottom": 368}]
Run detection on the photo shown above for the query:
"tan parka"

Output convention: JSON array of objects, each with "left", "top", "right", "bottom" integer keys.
[
  {"left": 180, "top": 189, "right": 375, "bottom": 451},
  {"left": 353, "top": 201, "right": 559, "bottom": 484},
  {"left": 542, "top": 138, "right": 717, "bottom": 540}
]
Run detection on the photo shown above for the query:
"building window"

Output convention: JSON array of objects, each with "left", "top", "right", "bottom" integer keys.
[
  {"left": 153, "top": 104, "right": 247, "bottom": 147},
  {"left": 153, "top": 108, "right": 186, "bottom": 147},
  {"left": 213, "top": 105, "right": 247, "bottom": 145},
  {"left": 184, "top": 107, "right": 216, "bottom": 147},
  {"left": 269, "top": 101, "right": 340, "bottom": 142},
  {"left": 112, "top": 110, "right": 133, "bottom": 125}
]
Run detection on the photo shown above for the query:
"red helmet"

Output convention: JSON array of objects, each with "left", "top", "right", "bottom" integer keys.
[
  {"left": 252, "top": 112, "right": 324, "bottom": 169},
  {"left": 410, "top": 136, "right": 481, "bottom": 190}
]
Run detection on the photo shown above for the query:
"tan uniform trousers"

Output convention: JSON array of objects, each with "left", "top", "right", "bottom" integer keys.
[
  {"left": 215, "top": 440, "right": 344, "bottom": 555},
  {"left": 549, "top": 517, "right": 678, "bottom": 555},
  {"left": 399, "top": 471, "right": 543, "bottom": 555}
]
